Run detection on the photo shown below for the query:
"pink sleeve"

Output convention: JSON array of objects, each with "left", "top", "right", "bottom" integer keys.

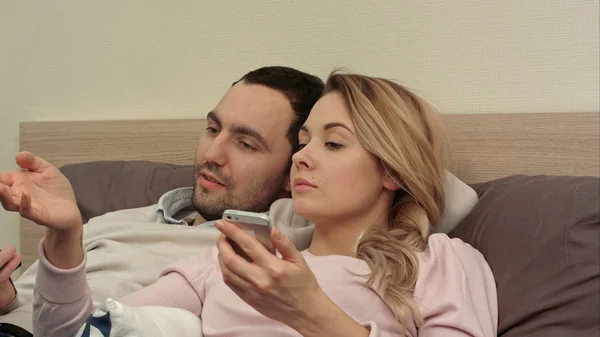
[
  {"left": 414, "top": 234, "right": 498, "bottom": 337},
  {"left": 33, "top": 239, "right": 94, "bottom": 337},
  {"left": 121, "top": 248, "right": 218, "bottom": 315},
  {"left": 33, "top": 239, "right": 217, "bottom": 337}
]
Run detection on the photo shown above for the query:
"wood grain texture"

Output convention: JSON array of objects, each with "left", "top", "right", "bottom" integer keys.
[
  {"left": 18, "top": 112, "right": 599, "bottom": 270},
  {"left": 19, "top": 119, "right": 206, "bottom": 270},
  {"left": 442, "top": 112, "right": 600, "bottom": 182},
  {"left": 20, "top": 119, "right": 206, "bottom": 168}
]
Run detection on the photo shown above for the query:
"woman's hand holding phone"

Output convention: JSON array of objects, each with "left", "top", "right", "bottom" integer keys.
[
  {"left": 215, "top": 219, "right": 328, "bottom": 333},
  {"left": 221, "top": 210, "right": 274, "bottom": 261}
]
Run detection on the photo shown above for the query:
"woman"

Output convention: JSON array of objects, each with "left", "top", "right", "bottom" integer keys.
[
  {"left": 18, "top": 71, "right": 497, "bottom": 336},
  {"left": 209, "top": 71, "right": 497, "bottom": 336}
]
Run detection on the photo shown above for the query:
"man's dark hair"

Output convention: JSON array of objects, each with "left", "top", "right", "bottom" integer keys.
[{"left": 233, "top": 66, "right": 324, "bottom": 151}]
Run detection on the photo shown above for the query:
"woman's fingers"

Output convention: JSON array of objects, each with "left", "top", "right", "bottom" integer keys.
[
  {"left": 216, "top": 235, "right": 261, "bottom": 281},
  {"left": 217, "top": 235, "right": 278, "bottom": 294},
  {"left": 270, "top": 227, "right": 304, "bottom": 264},
  {"left": 215, "top": 220, "right": 278, "bottom": 268}
]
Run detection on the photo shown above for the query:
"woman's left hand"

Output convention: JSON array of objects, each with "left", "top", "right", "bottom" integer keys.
[{"left": 215, "top": 220, "right": 323, "bottom": 327}]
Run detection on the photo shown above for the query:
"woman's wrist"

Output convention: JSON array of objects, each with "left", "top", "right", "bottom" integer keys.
[{"left": 289, "top": 290, "right": 369, "bottom": 337}]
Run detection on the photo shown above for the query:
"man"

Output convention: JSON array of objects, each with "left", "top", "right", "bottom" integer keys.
[{"left": 0, "top": 66, "right": 324, "bottom": 335}]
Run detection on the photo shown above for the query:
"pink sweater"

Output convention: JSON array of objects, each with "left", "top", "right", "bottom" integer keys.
[{"left": 34, "top": 234, "right": 497, "bottom": 337}]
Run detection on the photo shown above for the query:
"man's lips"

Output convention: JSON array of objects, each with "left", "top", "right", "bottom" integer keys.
[
  {"left": 198, "top": 172, "right": 226, "bottom": 189},
  {"left": 202, "top": 173, "right": 223, "bottom": 185}
]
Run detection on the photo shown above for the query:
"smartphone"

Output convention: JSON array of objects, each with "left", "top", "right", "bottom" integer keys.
[
  {"left": 222, "top": 209, "right": 274, "bottom": 262},
  {"left": 0, "top": 249, "right": 22, "bottom": 269}
]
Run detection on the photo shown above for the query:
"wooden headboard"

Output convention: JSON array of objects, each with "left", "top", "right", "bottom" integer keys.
[{"left": 17, "top": 112, "right": 600, "bottom": 270}]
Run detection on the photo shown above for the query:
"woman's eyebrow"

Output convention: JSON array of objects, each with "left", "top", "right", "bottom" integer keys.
[{"left": 300, "top": 122, "right": 354, "bottom": 136}]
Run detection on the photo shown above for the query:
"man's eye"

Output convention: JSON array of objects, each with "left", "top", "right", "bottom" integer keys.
[
  {"left": 325, "top": 142, "right": 343, "bottom": 150},
  {"left": 206, "top": 127, "right": 219, "bottom": 135},
  {"left": 239, "top": 141, "right": 256, "bottom": 151}
]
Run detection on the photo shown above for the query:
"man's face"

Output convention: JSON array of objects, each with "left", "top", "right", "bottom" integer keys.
[{"left": 192, "top": 81, "right": 295, "bottom": 221}]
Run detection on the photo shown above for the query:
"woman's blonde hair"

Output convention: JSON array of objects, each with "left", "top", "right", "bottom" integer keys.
[{"left": 324, "top": 70, "right": 446, "bottom": 330}]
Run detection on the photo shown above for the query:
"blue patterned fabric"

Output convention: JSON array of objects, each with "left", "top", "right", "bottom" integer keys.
[{"left": 77, "top": 311, "right": 112, "bottom": 337}]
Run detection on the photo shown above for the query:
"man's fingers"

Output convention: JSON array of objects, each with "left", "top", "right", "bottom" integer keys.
[
  {"left": 0, "top": 185, "right": 20, "bottom": 212},
  {"left": 0, "top": 253, "right": 21, "bottom": 282},
  {"left": 18, "top": 192, "right": 31, "bottom": 218},
  {"left": 15, "top": 151, "right": 50, "bottom": 173},
  {"left": 0, "top": 172, "right": 14, "bottom": 186}
]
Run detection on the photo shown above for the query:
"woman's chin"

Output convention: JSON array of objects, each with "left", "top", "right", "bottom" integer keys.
[{"left": 292, "top": 199, "right": 320, "bottom": 221}]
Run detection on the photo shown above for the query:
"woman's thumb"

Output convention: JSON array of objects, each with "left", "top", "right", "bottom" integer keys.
[{"left": 271, "top": 227, "right": 302, "bottom": 263}]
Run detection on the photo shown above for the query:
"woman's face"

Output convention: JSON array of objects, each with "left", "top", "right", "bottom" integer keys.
[{"left": 290, "top": 92, "right": 394, "bottom": 223}]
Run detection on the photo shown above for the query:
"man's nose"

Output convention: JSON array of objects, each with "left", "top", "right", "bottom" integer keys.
[{"left": 203, "top": 136, "right": 227, "bottom": 166}]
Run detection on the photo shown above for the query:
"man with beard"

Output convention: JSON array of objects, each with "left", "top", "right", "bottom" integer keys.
[{"left": 0, "top": 66, "right": 324, "bottom": 336}]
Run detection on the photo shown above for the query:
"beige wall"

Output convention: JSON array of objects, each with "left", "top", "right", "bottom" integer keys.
[{"left": 1, "top": 1, "right": 599, "bottom": 258}]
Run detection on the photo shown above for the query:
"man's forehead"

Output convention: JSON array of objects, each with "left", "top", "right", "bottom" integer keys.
[{"left": 213, "top": 82, "right": 295, "bottom": 139}]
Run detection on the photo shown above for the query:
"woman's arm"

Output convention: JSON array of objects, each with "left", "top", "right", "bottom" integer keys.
[
  {"left": 215, "top": 221, "right": 380, "bottom": 337},
  {"left": 287, "top": 290, "right": 371, "bottom": 337},
  {"left": 34, "top": 243, "right": 213, "bottom": 337},
  {"left": 416, "top": 235, "right": 498, "bottom": 337}
]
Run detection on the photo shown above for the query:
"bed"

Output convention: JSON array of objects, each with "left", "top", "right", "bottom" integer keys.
[{"left": 17, "top": 112, "right": 600, "bottom": 337}]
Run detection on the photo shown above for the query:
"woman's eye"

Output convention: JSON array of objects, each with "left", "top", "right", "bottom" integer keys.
[
  {"left": 297, "top": 144, "right": 307, "bottom": 151},
  {"left": 325, "top": 142, "right": 343, "bottom": 150}
]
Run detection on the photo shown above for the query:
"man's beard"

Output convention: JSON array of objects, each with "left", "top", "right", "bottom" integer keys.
[{"left": 192, "top": 164, "right": 287, "bottom": 221}]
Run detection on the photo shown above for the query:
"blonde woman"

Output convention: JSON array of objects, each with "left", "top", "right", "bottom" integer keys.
[
  {"left": 18, "top": 72, "right": 496, "bottom": 336},
  {"left": 210, "top": 72, "right": 497, "bottom": 336}
]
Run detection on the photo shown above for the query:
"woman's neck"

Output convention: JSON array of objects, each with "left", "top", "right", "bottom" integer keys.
[{"left": 308, "top": 200, "right": 391, "bottom": 256}]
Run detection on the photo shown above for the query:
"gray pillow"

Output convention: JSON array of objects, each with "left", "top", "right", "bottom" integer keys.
[
  {"left": 61, "top": 162, "right": 478, "bottom": 232},
  {"left": 60, "top": 161, "right": 193, "bottom": 223},
  {"left": 449, "top": 175, "right": 600, "bottom": 337}
]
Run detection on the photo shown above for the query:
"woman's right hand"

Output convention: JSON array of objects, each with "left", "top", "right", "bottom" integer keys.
[
  {"left": 0, "top": 245, "right": 21, "bottom": 309},
  {"left": 0, "top": 151, "right": 81, "bottom": 232}
]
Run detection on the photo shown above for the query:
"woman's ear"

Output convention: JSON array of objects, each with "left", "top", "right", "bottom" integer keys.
[{"left": 382, "top": 169, "right": 402, "bottom": 191}]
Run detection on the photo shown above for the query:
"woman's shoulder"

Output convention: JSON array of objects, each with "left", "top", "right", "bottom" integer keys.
[
  {"left": 415, "top": 233, "right": 495, "bottom": 297},
  {"left": 415, "top": 233, "right": 496, "bottom": 304},
  {"left": 413, "top": 235, "right": 498, "bottom": 334},
  {"left": 417, "top": 233, "right": 487, "bottom": 269}
]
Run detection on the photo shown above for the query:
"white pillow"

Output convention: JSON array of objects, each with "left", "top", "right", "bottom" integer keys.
[
  {"left": 269, "top": 170, "right": 478, "bottom": 249},
  {"left": 74, "top": 298, "right": 203, "bottom": 337},
  {"left": 433, "top": 170, "right": 479, "bottom": 233}
]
